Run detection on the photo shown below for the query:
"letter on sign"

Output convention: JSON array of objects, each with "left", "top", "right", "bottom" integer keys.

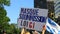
[{"left": 29, "top": 22, "right": 35, "bottom": 29}]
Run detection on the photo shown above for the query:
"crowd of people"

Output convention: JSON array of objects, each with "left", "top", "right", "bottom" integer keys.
[{"left": 21, "top": 25, "right": 46, "bottom": 34}]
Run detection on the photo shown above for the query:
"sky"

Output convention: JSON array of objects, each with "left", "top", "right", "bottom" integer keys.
[{"left": 5, "top": 0, "right": 34, "bottom": 24}]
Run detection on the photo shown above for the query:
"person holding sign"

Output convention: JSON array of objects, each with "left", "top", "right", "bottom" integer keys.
[
  {"left": 21, "top": 27, "right": 30, "bottom": 34},
  {"left": 32, "top": 30, "right": 38, "bottom": 34},
  {"left": 25, "top": 31, "right": 30, "bottom": 34},
  {"left": 32, "top": 25, "right": 46, "bottom": 34},
  {"left": 21, "top": 25, "right": 46, "bottom": 34},
  {"left": 42, "top": 25, "right": 46, "bottom": 34},
  {"left": 21, "top": 27, "right": 25, "bottom": 34}
]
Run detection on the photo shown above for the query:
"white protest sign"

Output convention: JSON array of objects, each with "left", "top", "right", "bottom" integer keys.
[{"left": 18, "top": 8, "right": 48, "bottom": 31}]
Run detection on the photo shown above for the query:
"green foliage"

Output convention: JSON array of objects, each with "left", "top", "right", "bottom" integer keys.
[
  {"left": 0, "top": 0, "right": 20, "bottom": 34},
  {"left": 0, "top": 0, "right": 10, "bottom": 34},
  {"left": 7, "top": 24, "right": 20, "bottom": 34},
  {"left": 0, "top": 0, "right": 10, "bottom": 6},
  {"left": 48, "top": 7, "right": 55, "bottom": 21},
  {"left": 0, "top": 7, "right": 7, "bottom": 18}
]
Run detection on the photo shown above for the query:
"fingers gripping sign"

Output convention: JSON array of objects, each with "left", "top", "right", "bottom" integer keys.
[
  {"left": 42, "top": 25, "right": 46, "bottom": 34},
  {"left": 43, "top": 25, "right": 46, "bottom": 30}
]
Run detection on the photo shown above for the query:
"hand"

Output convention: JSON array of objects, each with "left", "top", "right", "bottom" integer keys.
[
  {"left": 42, "top": 25, "right": 46, "bottom": 31},
  {"left": 42, "top": 25, "right": 46, "bottom": 34}
]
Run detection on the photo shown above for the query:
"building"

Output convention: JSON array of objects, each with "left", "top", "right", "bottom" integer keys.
[
  {"left": 54, "top": 0, "right": 60, "bottom": 18},
  {"left": 34, "top": 0, "right": 55, "bottom": 20},
  {"left": 54, "top": 0, "right": 60, "bottom": 25},
  {"left": 34, "top": 0, "right": 47, "bottom": 9}
]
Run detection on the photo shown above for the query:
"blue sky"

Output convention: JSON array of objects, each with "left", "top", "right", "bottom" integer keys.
[{"left": 5, "top": 0, "right": 34, "bottom": 24}]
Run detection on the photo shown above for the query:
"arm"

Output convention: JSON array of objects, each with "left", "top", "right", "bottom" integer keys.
[
  {"left": 42, "top": 25, "right": 46, "bottom": 34},
  {"left": 42, "top": 30, "right": 46, "bottom": 34}
]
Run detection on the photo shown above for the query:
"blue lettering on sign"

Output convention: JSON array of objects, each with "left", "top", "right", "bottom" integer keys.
[
  {"left": 19, "top": 14, "right": 46, "bottom": 23},
  {"left": 20, "top": 8, "right": 47, "bottom": 23},
  {"left": 21, "top": 8, "right": 38, "bottom": 15}
]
